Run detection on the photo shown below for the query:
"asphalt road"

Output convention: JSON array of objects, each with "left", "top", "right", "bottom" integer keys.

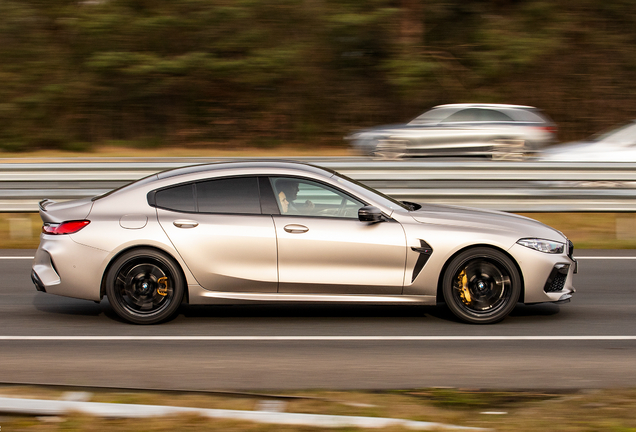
[{"left": 1, "top": 249, "right": 635, "bottom": 390}]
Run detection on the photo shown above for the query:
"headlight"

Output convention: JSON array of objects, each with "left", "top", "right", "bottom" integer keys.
[{"left": 517, "top": 238, "right": 564, "bottom": 254}]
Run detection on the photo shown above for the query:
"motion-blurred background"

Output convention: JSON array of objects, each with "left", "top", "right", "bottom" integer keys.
[{"left": 2, "top": 0, "right": 635, "bottom": 153}]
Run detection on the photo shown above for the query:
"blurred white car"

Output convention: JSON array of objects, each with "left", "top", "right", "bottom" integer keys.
[
  {"left": 541, "top": 120, "right": 636, "bottom": 162},
  {"left": 346, "top": 103, "right": 557, "bottom": 159}
]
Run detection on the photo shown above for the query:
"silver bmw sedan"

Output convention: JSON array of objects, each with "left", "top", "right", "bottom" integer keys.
[{"left": 31, "top": 161, "right": 576, "bottom": 324}]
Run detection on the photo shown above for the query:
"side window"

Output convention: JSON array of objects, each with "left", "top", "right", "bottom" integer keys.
[
  {"left": 408, "top": 107, "right": 458, "bottom": 125},
  {"left": 270, "top": 177, "right": 364, "bottom": 219},
  {"left": 479, "top": 109, "right": 513, "bottom": 122},
  {"left": 441, "top": 108, "right": 480, "bottom": 123},
  {"left": 505, "top": 108, "right": 546, "bottom": 123},
  {"left": 155, "top": 183, "right": 196, "bottom": 213},
  {"left": 196, "top": 177, "right": 261, "bottom": 214}
]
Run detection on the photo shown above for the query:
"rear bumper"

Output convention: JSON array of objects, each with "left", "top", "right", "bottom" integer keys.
[
  {"left": 31, "top": 269, "right": 46, "bottom": 292},
  {"left": 32, "top": 235, "right": 108, "bottom": 301}
]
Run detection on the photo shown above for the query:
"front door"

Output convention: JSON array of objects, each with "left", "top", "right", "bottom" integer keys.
[{"left": 270, "top": 177, "right": 407, "bottom": 294}]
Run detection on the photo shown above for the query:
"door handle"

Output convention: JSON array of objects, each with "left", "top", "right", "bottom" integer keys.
[
  {"left": 284, "top": 224, "right": 309, "bottom": 234},
  {"left": 173, "top": 220, "right": 199, "bottom": 228}
]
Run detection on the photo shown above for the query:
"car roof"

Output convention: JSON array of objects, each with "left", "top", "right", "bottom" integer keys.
[
  {"left": 432, "top": 103, "right": 536, "bottom": 110},
  {"left": 93, "top": 160, "right": 338, "bottom": 203},
  {"left": 156, "top": 160, "right": 335, "bottom": 180}
]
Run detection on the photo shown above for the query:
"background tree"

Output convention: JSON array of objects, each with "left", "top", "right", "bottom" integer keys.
[{"left": 1, "top": 0, "right": 635, "bottom": 151}]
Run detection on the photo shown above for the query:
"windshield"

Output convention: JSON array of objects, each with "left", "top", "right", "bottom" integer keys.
[{"left": 332, "top": 172, "right": 411, "bottom": 211}]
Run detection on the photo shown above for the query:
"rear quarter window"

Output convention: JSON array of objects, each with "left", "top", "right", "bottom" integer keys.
[{"left": 154, "top": 183, "right": 196, "bottom": 212}]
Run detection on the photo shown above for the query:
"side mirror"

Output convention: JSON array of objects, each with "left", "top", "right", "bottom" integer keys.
[{"left": 358, "top": 206, "right": 384, "bottom": 223}]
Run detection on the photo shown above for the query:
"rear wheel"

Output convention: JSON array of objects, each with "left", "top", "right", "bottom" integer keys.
[
  {"left": 442, "top": 248, "right": 521, "bottom": 324},
  {"left": 105, "top": 248, "right": 184, "bottom": 324}
]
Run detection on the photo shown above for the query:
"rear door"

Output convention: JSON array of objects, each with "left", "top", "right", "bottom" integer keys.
[{"left": 155, "top": 176, "right": 278, "bottom": 292}]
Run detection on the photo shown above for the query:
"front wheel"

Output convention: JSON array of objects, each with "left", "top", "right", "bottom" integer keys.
[
  {"left": 442, "top": 248, "right": 521, "bottom": 324},
  {"left": 105, "top": 249, "right": 185, "bottom": 324}
]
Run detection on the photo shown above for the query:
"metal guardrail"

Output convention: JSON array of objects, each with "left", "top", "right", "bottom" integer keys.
[{"left": 1, "top": 158, "right": 636, "bottom": 212}]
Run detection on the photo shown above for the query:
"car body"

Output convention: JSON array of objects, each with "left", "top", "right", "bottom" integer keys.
[
  {"left": 346, "top": 103, "right": 557, "bottom": 159},
  {"left": 540, "top": 120, "right": 636, "bottom": 162},
  {"left": 32, "top": 161, "right": 576, "bottom": 324}
]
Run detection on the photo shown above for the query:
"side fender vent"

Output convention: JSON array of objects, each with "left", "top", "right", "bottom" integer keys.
[{"left": 411, "top": 240, "right": 433, "bottom": 283}]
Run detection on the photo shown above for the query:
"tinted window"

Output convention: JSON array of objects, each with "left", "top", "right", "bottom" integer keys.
[
  {"left": 155, "top": 183, "right": 196, "bottom": 212},
  {"left": 197, "top": 177, "right": 261, "bottom": 214}
]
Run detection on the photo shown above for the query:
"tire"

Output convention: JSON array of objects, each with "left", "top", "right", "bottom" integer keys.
[
  {"left": 105, "top": 248, "right": 185, "bottom": 324},
  {"left": 442, "top": 247, "right": 521, "bottom": 324}
]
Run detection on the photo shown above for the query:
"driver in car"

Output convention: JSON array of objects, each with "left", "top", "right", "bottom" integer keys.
[{"left": 276, "top": 180, "right": 314, "bottom": 215}]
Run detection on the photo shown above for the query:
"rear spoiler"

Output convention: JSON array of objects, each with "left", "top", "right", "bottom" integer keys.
[{"left": 38, "top": 199, "right": 55, "bottom": 212}]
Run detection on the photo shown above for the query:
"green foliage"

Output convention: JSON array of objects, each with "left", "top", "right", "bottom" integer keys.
[{"left": 1, "top": 0, "right": 636, "bottom": 151}]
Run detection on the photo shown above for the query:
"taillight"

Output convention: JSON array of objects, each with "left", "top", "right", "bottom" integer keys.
[
  {"left": 42, "top": 220, "right": 90, "bottom": 235},
  {"left": 538, "top": 126, "right": 557, "bottom": 134}
]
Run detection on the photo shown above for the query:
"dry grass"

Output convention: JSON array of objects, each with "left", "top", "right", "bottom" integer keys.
[
  {"left": 1, "top": 386, "right": 636, "bottom": 431},
  {"left": 518, "top": 212, "right": 636, "bottom": 249},
  {"left": 0, "top": 213, "right": 42, "bottom": 249}
]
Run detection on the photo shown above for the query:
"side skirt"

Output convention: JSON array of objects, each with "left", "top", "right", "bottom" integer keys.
[{"left": 187, "top": 285, "right": 437, "bottom": 306}]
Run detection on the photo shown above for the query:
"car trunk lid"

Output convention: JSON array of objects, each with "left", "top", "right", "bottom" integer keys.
[{"left": 38, "top": 198, "right": 94, "bottom": 223}]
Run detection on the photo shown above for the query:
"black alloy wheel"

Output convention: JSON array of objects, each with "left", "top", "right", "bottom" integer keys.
[
  {"left": 442, "top": 247, "right": 521, "bottom": 324},
  {"left": 105, "top": 248, "right": 184, "bottom": 324}
]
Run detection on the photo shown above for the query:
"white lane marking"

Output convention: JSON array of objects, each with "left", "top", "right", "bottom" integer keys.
[
  {"left": 1, "top": 336, "right": 636, "bottom": 341},
  {"left": 0, "top": 257, "right": 34, "bottom": 260}
]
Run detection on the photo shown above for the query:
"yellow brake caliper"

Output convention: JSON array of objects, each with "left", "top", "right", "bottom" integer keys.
[
  {"left": 157, "top": 277, "right": 169, "bottom": 296},
  {"left": 457, "top": 270, "right": 472, "bottom": 305}
]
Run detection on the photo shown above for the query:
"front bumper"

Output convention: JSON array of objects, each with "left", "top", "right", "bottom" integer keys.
[{"left": 508, "top": 243, "right": 577, "bottom": 304}]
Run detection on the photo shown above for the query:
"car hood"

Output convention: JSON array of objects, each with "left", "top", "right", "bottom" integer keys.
[{"left": 408, "top": 203, "right": 566, "bottom": 241}]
